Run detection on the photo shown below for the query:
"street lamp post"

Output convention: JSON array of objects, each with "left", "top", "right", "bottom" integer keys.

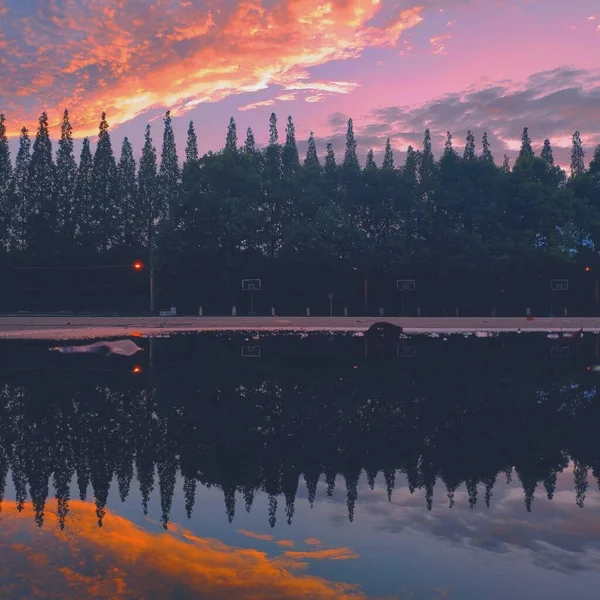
[{"left": 133, "top": 259, "right": 154, "bottom": 313}]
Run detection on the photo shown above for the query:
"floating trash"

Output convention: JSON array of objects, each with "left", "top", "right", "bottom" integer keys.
[{"left": 49, "top": 339, "right": 143, "bottom": 356}]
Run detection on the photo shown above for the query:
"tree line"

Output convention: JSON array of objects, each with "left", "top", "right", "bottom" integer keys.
[
  {"left": 1, "top": 331, "right": 599, "bottom": 528},
  {"left": 1, "top": 110, "right": 600, "bottom": 314}
]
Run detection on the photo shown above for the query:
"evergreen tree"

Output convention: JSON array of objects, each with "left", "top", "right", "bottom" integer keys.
[
  {"left": 184, "top": 121, "right": 199, "bottom": 167},
  {"left": 244, "top": 127, "right": 257, "bottom": 154},
  {"left": 28, "top": 112, "right": 57, "bottom": 258},
  {"left": 519, "top": 127, "right": 533, "bottom": 158},
  {"left": 73, "top": 138, "right": 94, "bottom": 248},
  {"left": 268, "top": 113, "right": 278, "bottom": 145},
  {"left": 481, "top": 131, "right": 493, "bottom": 162},
  {"left": 570, "top": 131, "right": 585, "bottom": 177},
  {"left": 464, "top": 130, "right": 476, "bottom": 160},
  {"left": 91, "top": 112, "right": 118, "bottom": 252},
  {"left": 541, "top": 139, "right": 554, "bottom": 167},
  {"left": 343, "top": 118, "right": 359, "bottom": 171},
  {"left": 158, "top": 110, "right": 181, "bottom": 221},
  {"left": 0, "top": 114, "right": 12, "bottom": 252},
  {"left": 443, "top": 131, "right": 454, "bottom": 155},
  {"left": 325, "top": 143, "right": 337, "bottom": 175},
  {"left": 382, "top": 138, "right": 394, "bottom": 170},
  {"left": 589, "top": 145, "right": 600, "bottom": 176},
  {"left": 324, "top": 142, "right": 339, "bottom": 203},
  {"left": 282, "top": 116, "right": 300, "bottom": 174},
  {"left": 117, "top": 137, "right": 138, "bottom": 248},
  {"left": 502, "top": 154, "right": 511, "bottom": 173},
  {"left": 304, "top": 131, "right": 319, "bottom": 168},
  {"left": 55, "top": 109, "right": 78, "bottom": 244},
  {"left": 420, "top": 129, "right": 435, "bottom": 180},
  {"left": 225, "top": 117, "right": 237, "bottom": 152},
  {"left": 264, "top": 113, "right": 283, "bottom": 257},
  {"left": 139, "top": 124, "right": 158, "bottom": 248},
  {"left": 365, "top": 149, "right": 377, "bottom": 170}
]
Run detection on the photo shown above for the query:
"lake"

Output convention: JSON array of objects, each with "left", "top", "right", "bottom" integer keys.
[{"left": 0, "top": 330, "right": 599, "bottom": 599}]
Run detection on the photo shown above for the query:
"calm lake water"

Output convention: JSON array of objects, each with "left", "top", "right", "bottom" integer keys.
[{"left": 1, "top": 330, "right": 600, "bottom": 599}]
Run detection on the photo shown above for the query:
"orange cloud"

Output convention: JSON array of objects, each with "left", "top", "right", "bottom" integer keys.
[
  {"left": 1, "top": 501, "right": 369, "bottom": 599},
  {"left": 0, "top": 1, "right": 425, "bottom": 137},
  {"left": 237, "top": 529, "right": 275, "bottom": 542},
  {"left": 276, "top": 539, "right": 296, "bottom": 548},
  {"left": 238, "top": 99, "right": 276, "bottom": 112},
  {"left": 283, "top": 548, "right": 360, "bottom": 561},
  {"left": 305, "top": 538, "right": 324, "bottom": 547},
  {"left": 430, "top": 34, "right": 452, "bottom": 55}
]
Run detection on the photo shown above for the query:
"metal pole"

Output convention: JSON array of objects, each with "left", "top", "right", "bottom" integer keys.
[
  {"left": 149, "top": 236, "right": 155, "bottom": 313},
  {"left": 250, "top": 291, "right": 254, "bottom": 314},
  {"left": 150, "top": 267, "right": 155, "bottom": 313},
  {"left": 329, "top": 297, "right": 333, "bottom": 317}
]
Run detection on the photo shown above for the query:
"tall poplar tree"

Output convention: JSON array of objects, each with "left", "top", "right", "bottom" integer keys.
[
  {"left": 282, "top": 116, "right": 300, "bottom": 175},
  {"left": 343, "top": 118, "right": 359, "bottom": 171},
  {"left": 519, "top": 127, "right": 533, "bottom": 158},
  {"left": 589, "top": 145, "right": 600, "bottom": 176},
  {"left": 55, "top": 109, "right": 78, "bottom": 245},
  {"left": 481, "top": 132, "right": 493, "bottom": 162},
  {"left": 541, "top": 139, "right": 554, "bottom": 167},
  {"left": 382, "top": 138, "right": 394, "bottom": 170},
  {"left": 185, "top": 121, "right": 199, "bottom": 166},
  {"left": 420, "top": 129, "right": 435, "bottom": 182},
  {"left": 244, "top": 127, "right": 257, "bottom": 154},
  {"left": 365, "top": 149, "right": 376, "bottom": 170},
  {"left": 91, "top": 112, "right": 118, "bottom": 252},
  {"left": 13, "top": 127, "right": 31, "bottom": 252},
  {"left": 265, "top": 113, "right": 283, "bottom": 257},
  {"left": 0, "top": 114, "right": 12, "bottom": 252},
  {"left": 225, "top": 117, "right": 237, "bottom": 153},
  {"left": 570, "top": 131, "right": 585, "bottom": 177},
  {"left": 139, "top": 124, "right": 158, "bottom": 249},
  {"left": 28, "top": 112, "right": 57, "bottom": 258},
  {"left": 73, "top": 138, "right": 94, "bottom": 249},
  {"left": 304, "top": 132, "right": 319, "bottom": 168},
  {"left": 158, "top": 110, "right": 180, "bottom": 222},
  {"left": 464, "top": 130, "right": 476, "bottom": 160},
  {"left": 117, "top": 137, "right": 138, "bottom": 249}
]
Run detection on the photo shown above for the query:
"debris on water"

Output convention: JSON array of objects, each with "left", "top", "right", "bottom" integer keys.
[
  {"left": 49, "top": 339, "right": 143, "bottom": 356},
  {"left": 547, "top": 333, "right": 559, "bottom": 339},
  {"left": 430, "top": 333, "right": 440, "bottom": 338},
  {"left": 354, "top": 332, "right": 364, "bottom": 337},
  {"left": 563, "top": 328, "right": 583, "bottom": 339},
  {"left": 475, "top": 331, "right": 498, "bottom": 338}
]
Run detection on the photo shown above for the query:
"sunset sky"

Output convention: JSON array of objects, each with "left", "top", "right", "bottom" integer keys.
[{"left": 1, "top": 0, "right": 599, "bottom": 166}]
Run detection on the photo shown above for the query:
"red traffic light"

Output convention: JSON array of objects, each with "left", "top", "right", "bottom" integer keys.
[
  {"left": 133, "top": 261, "right": 144, "bottom": 270},
  {"left": 585, "top": 266, "right": 591, "bottom": 272}
]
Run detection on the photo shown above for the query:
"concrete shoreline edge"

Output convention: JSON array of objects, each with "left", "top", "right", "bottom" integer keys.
[{"left": 1, "top": 316, "right": 600, "bottom": 339}]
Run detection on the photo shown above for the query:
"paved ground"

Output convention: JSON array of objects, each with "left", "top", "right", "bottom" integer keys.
[{"left": 0, "top": 315, "right": 600, "bottom": 339}]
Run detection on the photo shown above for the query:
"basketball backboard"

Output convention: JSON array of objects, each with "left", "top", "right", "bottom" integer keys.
[
  {"left": 397, "top": 279, "right": 416, "bottom": 292},
  {"left": 242, "top": 279, "right": 261, "bottom": 291},
  {"left": 242, "top": 345, "right": 261, "bottom": 358},
  {"left": 551, "top": 346, "right": 569, "bottom": 359},
  {"left": 550, "top": 279, "right": 568, "bottom": 292},
  {"left": 397, "top": 345, "right": 416, "bottom": 357}
]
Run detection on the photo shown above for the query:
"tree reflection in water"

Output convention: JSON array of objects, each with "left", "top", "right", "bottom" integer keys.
[{"left": 0, "top": 330, "right": 599, "bottom": 529}]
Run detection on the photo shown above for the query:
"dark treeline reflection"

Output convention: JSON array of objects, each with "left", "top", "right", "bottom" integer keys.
[{"left": 1, "top": 332, "right": 600, "bottom": 530}]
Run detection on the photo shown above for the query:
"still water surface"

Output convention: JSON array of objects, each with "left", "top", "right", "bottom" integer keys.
[{"left": 1, "top": 330, "right": 600, "bottom": 599}]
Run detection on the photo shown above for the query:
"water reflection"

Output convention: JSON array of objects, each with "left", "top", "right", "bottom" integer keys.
[
  {"left": 0, "top": 500, "right": 365, "bottom": 599},
  {"left": 0, "top": 331, "right": 598, "bottom": 530}
]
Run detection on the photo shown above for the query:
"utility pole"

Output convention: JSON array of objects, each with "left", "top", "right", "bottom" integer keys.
[{"left": 149, "top": 236, "right": 155, "bottom": 313}]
